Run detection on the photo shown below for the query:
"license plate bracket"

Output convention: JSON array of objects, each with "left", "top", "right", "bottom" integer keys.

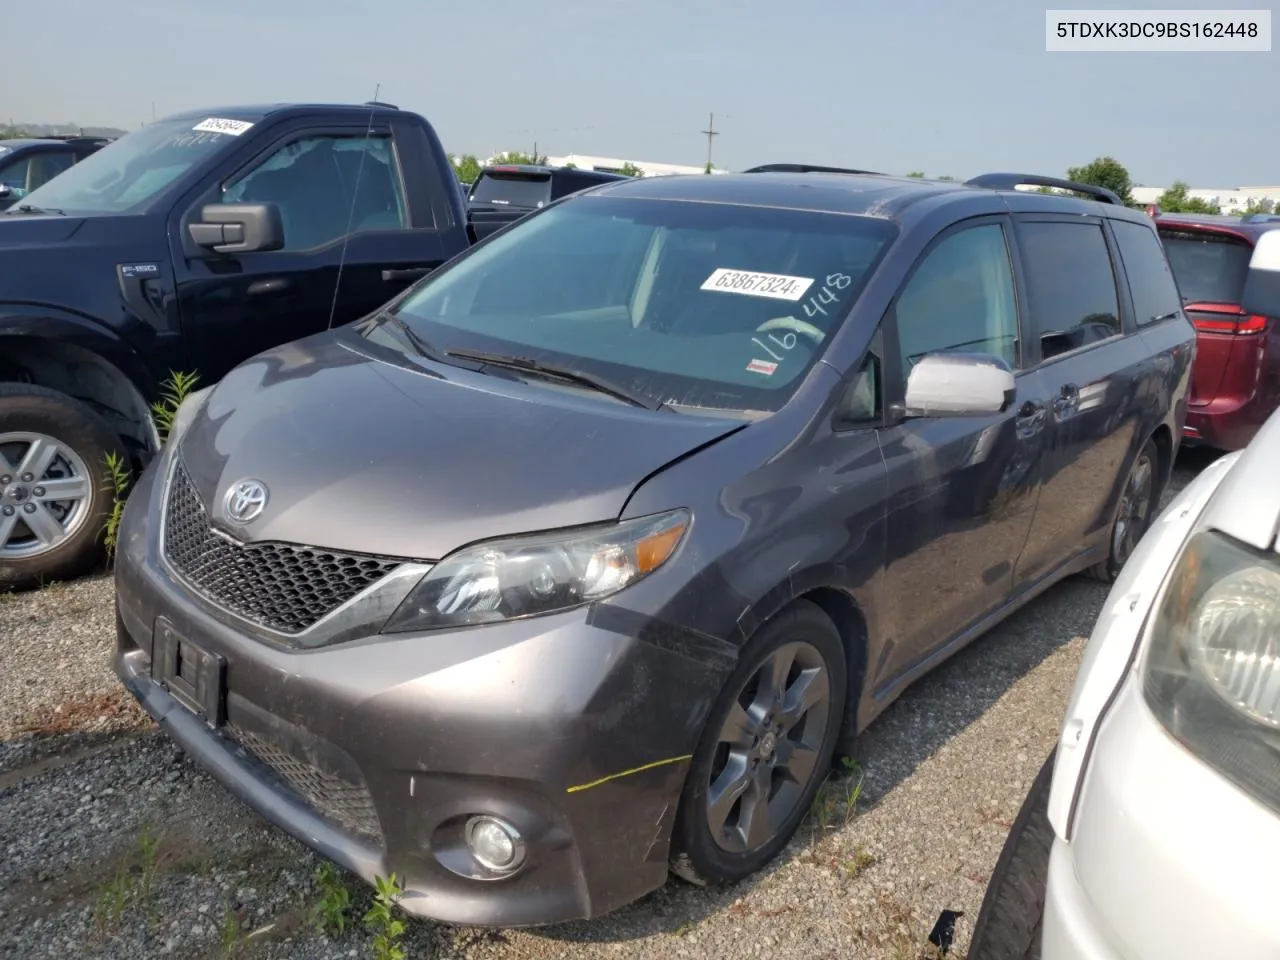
[{"left": 152, "top": 618, "right": 225, "bottom": 728}]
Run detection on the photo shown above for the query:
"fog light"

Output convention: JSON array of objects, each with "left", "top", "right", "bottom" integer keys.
[{"left": 464, "top": 815, "right": 525, "bottom": 873}]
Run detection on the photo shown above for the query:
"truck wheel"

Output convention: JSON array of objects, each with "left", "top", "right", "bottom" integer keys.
[
  {"left": 669, "top": 600, "right": 847, "bottom": 886},
  {"left": 1087, "top": 438, "right": 1158, "bottom": 584},
  {"left": 0, "top": 384, "right": 126, "bottom": 591},
  {"left": 966, "top": 750, "right": 1055, "bottom": 960}
]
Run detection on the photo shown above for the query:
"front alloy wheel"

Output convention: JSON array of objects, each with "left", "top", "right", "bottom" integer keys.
[
  {"left": 0, "top": 432, "right": 94, "bottom": 560},
  {"left": 0, "top": 383, "right": 125, "bottom": 591},
  {"left": 706, "top": 640, "right": 832, "bottom": 853},
  {"left": 670, "top": 599, "right": 847, "bottom": 886}
]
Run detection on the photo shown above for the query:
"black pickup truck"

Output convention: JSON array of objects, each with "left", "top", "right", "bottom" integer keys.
[
  {"left": 0, "top": 102, "right": 471, "bottom": 589},
  {"left": 467, "top": 164, "right": 628, "bottom": 241}
]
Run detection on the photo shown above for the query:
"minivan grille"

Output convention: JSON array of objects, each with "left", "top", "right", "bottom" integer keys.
[
  {"left": 162, "top": 461, "right": 400, "bottom": 634},
  {"left": 226, "top": 724, "right": 384, "bottom": 847}
]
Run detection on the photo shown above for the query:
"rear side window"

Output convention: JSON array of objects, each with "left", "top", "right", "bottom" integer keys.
[
  {"left": 1160, "top": 229, "right": 1253, "bottom": 306},
  {"left": 1112, "top": 220, "right": 1183, "bottom": 326},
  {"left": 1018, "top": 221, "right": 1121, "bottom": 360},
  {"left": 471, "top": 173, "right": 551, "bottom": 208}
]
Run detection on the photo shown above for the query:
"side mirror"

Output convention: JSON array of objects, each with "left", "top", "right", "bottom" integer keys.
[
  {"left": 188, "top": 203, "right": 284, "bottom": 255},
  {"left": 902, "top": 353, "right": 1016, "bottom": 418},
  {"left": 1241, "top": 229, "right": 1280, "bottom": 320},
  {"left": 0, "top": 184, "right": 11, "bottom": 199}
]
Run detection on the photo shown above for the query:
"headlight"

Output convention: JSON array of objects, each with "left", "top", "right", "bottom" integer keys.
[
  {"left": 1143, "top": 529, "right": 1280, "bottom": 813},
  {"left": 383, "top": 509, "right": 690, "bottom": 632}
]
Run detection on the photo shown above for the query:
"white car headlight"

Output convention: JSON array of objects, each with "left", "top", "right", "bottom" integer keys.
[
  {"left": 1143, "top": 529, "right": 1280, "bottom": 812},
  {"left": 383, "top": 509, "right": 690, "bottom": 632}
]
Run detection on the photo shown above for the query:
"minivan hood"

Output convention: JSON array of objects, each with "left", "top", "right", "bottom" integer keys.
[{"left": 174, "top": 334, "right": 743, "bottom": 560}]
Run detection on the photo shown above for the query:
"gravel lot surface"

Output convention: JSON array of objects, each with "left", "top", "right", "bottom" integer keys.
[{"left": 0, "top": 451, "right": 1217, "bottom": 960}]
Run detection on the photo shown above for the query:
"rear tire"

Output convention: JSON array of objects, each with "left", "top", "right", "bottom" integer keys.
[
  {"left": 669, "top": 599, "right": 847, "bottom": 886},
  {"left": 1087, "top": 437, "right": 1158, "bottom": 583},
  {"left": 967, "top": 750, "right": 1056, "bottom": 960},
  {"left": 0, "top": 384, "right": 126, "bottom": 591}
]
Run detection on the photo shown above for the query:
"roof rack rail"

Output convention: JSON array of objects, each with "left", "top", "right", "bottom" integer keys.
[
  {"left": 965, "top": 173, "right": 1123, "bottom": 206},
  {"left": 1242, "top": 213, "right": 1280, "bottom": 224},
  {"left": 364, "top": 100, "right": 399, "bottom": 110},
  {"left": 743, "top": 163, "right": 886, "bottom": 176}
]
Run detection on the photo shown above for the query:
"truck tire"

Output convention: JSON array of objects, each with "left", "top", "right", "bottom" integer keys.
[
  {"left": 0, "top": 384, "right": 127, "bottom": 591},
  {"left": 966, "top": 750, "right": 1056, "bottom": 960}
]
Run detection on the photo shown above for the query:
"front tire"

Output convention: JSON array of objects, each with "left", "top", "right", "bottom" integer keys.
[
  {"left": 967, "top": 749, "right": 1056, "bottom": 960},
  {"left": 1087, "top": 437, "right": 1158, "bottom": 583},
  {"left": 0, "top": 384, "right": 126, "bottom": 591},
  {"left": 669, "top": 599, "right": 847, "bottom": 886}
]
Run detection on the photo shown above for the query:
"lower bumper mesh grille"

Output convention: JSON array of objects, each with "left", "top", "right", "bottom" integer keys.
[{"left": 225, "top": 724, "right": 384, "bottom": 847}]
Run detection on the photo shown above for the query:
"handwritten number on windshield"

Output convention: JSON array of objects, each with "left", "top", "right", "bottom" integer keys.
[{"left": 802, "top": 272, "right": 852, "bottom": 319}]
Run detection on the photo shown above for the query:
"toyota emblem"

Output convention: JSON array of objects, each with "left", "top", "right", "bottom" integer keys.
[{"left": 224, "top": 478, "right": 269, "bottom": 524}]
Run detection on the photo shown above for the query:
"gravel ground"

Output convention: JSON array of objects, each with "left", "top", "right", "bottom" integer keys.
[{"left": 0, "top": 451, "right": 1217, "bottom": 960}]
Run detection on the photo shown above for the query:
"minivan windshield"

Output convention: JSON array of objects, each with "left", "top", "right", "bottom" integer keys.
[
  {"left": 376, "top": 195, "right": 897, "bottom": 413},
  {"left": 1160, "top": 229, "right": 1253, "bottom": 305},
  {"left": 6, "top": 117, "right": 246, "bottom": 216}
]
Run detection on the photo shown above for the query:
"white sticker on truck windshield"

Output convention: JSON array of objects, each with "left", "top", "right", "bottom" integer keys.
[
  {"left": 191, "top": 118, "right": 255, "bottom": 136},
  {"left": 701, "top": 268, "right": 815, "bottom": 302}
]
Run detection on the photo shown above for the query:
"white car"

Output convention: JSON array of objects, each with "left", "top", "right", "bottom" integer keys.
[{"left": 968, "top": 231, "right": 1280, "bottom": 960}]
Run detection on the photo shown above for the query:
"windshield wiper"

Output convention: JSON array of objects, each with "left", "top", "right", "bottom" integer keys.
[
  {"left": 7, "top": 203, "right": 65, "bottom": 216},
  {"left": 444, "top": 348, "right": 663, "bottom": 411},
  {"left": 360, "top": 310, "right": 448, "bottom": 362}
]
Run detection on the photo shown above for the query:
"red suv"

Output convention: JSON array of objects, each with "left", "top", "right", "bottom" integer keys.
[{"left": 1155, "top": 211, "right": 1280, "bottom": 450}]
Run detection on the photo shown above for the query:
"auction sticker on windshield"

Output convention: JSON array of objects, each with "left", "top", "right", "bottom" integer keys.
[
  {"left": 192, "top": 118, "right": 255, "bottom": 136},
  {"left": 701, "top": 268, "right": 815, "bottom": 301}
]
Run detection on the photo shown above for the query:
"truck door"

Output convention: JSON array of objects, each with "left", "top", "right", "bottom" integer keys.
[{"left": 169, "top": 116, "right": 459, "bottom": 382}]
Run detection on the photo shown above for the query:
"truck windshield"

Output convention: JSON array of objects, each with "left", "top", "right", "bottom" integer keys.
[
  {"left": 1160, "top": 229, "right": 1253, "bottom": 305},
  {"left": 470, "top": 172, "right": 552, "bottom": 208},
  {"left": 379, "top": 195, "right": 897, "bottom": 414},
  {"left": 7, "top": 117, "right": 245, "bottom": 216}
]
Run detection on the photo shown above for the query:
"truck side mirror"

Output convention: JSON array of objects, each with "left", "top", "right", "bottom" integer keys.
[
  {"left": 1241, "top": 229, "right": 1280, "bottom": 320},
  {"left": 188, "top": 203, "right": 284, "bottom": 255}
]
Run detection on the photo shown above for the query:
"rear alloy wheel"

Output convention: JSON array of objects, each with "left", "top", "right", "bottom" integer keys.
[
  {"left": 1088, "top": 438, "right": 1158, "bottom": 583},
  {"left": 670, "top": 600, "right": 847, "bottom": 886},
  {"left": 967, "top": 750, "right": 1056, "bottom": 960},
  {"left": 0, "top": 384, "right": 125, "bottom": 591}
]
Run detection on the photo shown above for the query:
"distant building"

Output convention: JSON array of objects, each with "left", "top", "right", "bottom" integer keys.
[
  {"left": 1130, "top": 184, "right": 1280, "bottom": 214},
  {"left": 542, "top": 153, "right": 726, "bottom": 177}
]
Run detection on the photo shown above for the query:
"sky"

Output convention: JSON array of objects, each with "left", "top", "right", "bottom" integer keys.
[{"left": 5, "top": 0, "right": 1277, "bottom": 187}]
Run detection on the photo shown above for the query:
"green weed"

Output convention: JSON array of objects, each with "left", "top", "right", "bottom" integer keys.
[
  {"left": 310, "top": 861, "right": 352, "bottom": 937},
  {"left": 149, "top": 370, "right": 201, "bottom": 444},
  {"left": 363, "top": 873, "right": 407, "bottom": 960},
  {"left": 100, "top": 450, "right": 131, "bottom": 557}
]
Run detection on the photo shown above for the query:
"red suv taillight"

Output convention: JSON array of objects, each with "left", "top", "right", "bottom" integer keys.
[{"left": 1185, "top": 303, "right": 1269, "bottom": 335}]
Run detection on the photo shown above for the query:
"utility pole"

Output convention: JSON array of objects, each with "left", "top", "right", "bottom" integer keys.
[{"left": 700, "top": 112, "right": 719, "bottom": 171}]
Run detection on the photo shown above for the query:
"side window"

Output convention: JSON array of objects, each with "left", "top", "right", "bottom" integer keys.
[
  {"left": 1111, "top": 220, "right": 1183, "bottom": 326},
  {"left": 29, "top": 151, "right": 75, "bottom": 191},
  {"left": 894, "top": 223, "right": 1019, "bottom": 382},
  {"left": 0, "top": 156, "right": 32, "bottom": 197},
  {"left": 1018, "top": 221, "right": 1121, "bottom": 359},
  {"left": 840, "top": 352, "right": 881, "bottom": 424},
  {"left": 219, "top": 134, "right": 407, "bottom": 251}
]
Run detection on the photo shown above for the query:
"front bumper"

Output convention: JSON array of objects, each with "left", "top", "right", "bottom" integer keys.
[
  {"left": 113, "top": 461, "right": 731, "bottom": 927},
  {"left": 1042, "top": 677, "right": 1280, "bottom": 960}
]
